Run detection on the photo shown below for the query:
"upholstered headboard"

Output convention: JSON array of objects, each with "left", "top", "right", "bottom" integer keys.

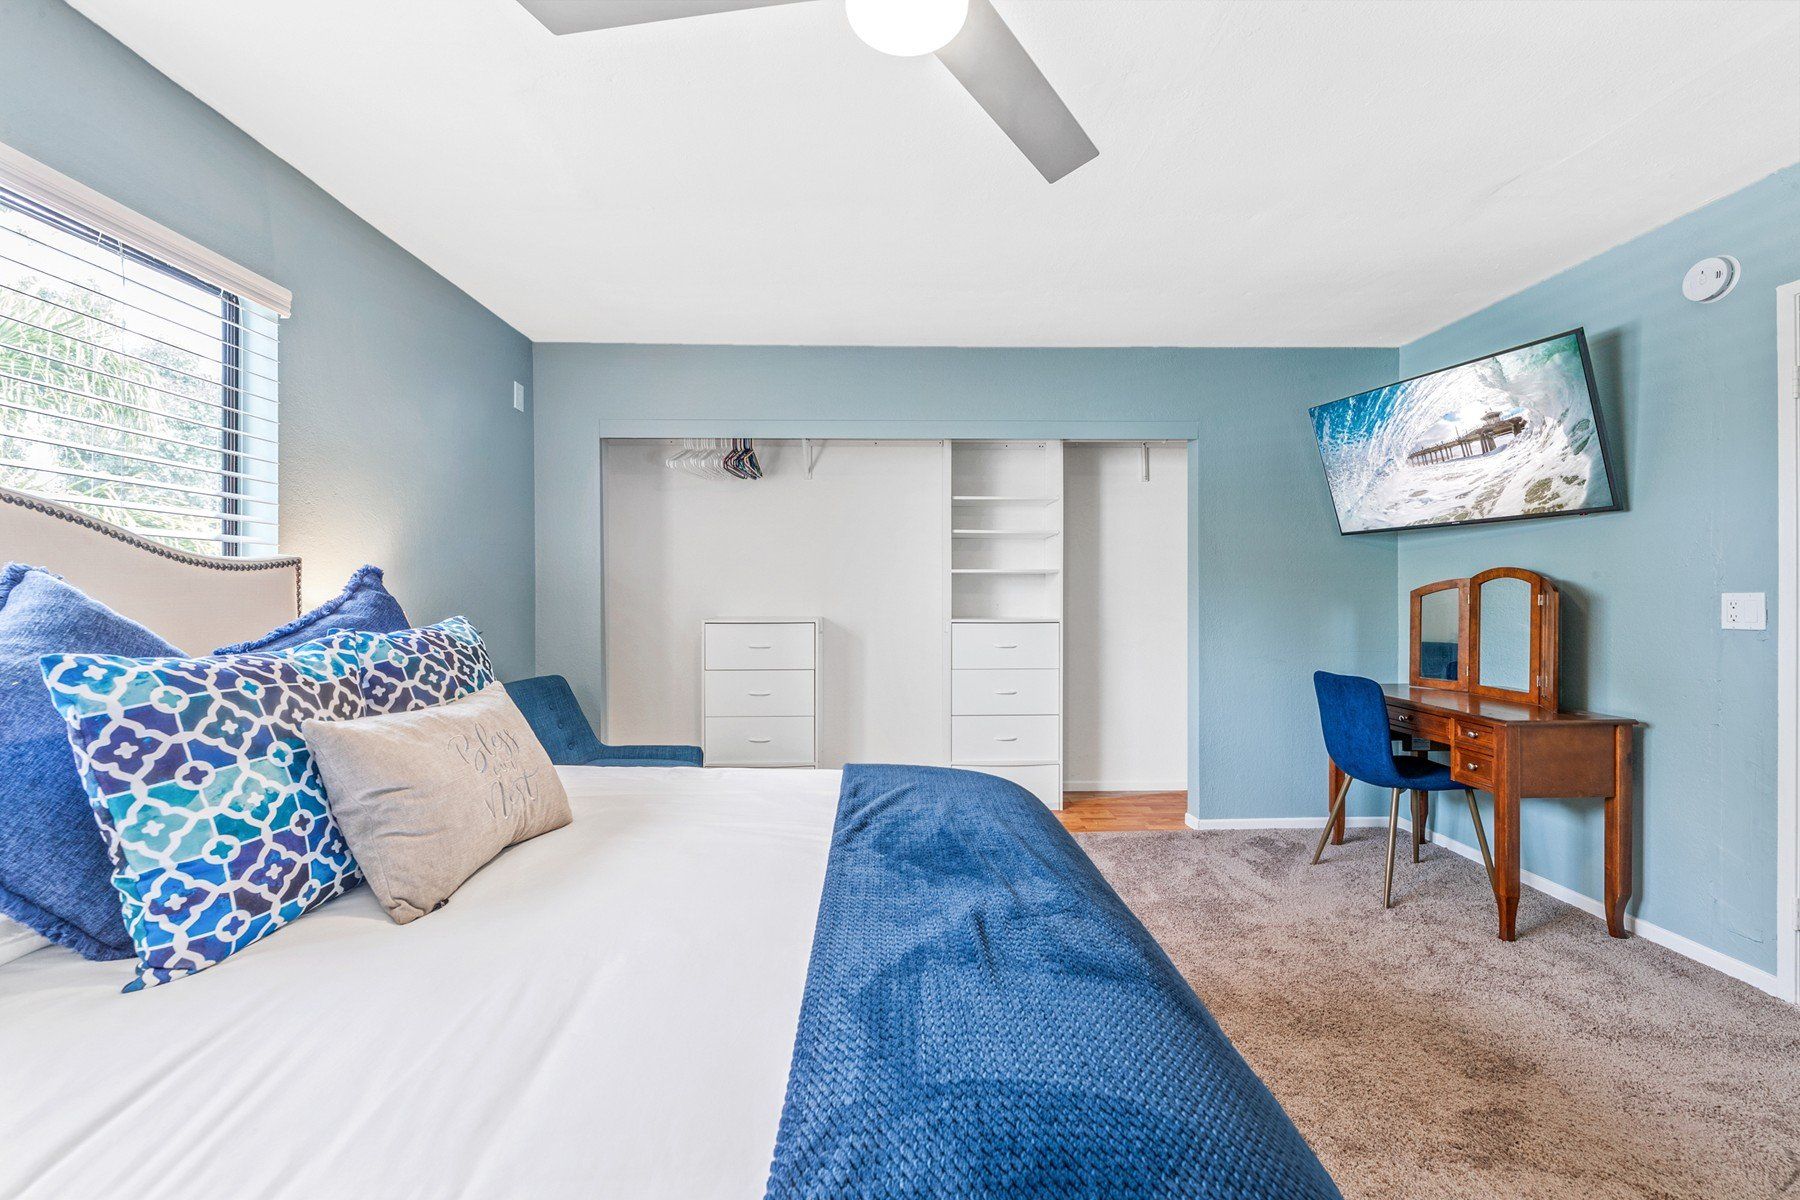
[{"left": 0, "top": 485, "right": 300, "bottom": 654}]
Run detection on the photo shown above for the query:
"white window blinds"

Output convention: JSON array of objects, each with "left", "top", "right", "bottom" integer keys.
[{"left": 0, "top": 168, "right": 284, "bottom": 557}]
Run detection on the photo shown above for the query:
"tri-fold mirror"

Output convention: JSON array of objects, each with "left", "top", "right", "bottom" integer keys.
[{"left": 1408, "top": 568, "right": 1560, "bottom": 709}]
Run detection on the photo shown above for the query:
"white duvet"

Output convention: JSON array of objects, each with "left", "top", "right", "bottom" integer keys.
[{"left": 0, "top": 767, "right": 842, "bottom": 1200}]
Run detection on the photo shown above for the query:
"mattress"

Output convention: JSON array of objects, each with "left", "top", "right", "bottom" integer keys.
[{"left": 0, "top": 766, "right": 841, "bottom": 1200}]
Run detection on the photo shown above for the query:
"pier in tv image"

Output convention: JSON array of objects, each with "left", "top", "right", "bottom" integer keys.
[{"left": 1309, "top": 329, "right": 1618, "bottom": 534}]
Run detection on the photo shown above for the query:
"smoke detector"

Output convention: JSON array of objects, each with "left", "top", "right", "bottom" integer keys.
[{"left": 1682, "top": 255, "right": 1740, "bottom": 303}]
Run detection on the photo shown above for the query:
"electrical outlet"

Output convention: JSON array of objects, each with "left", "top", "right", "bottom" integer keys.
[
  {"left": 512, "top": 381, "right": 525, "bottom": 413},
  {"left": 1721, "top": 592, "right": 1766, "bottom": 630}
]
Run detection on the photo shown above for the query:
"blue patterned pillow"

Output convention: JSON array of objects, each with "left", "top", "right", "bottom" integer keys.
[
  {"left": 212, "top": 564, "right": 410, "bottom": 655},
  {"left": 39, "top": 635, "right": 369, "bottom": 991},
  {"left": 360, "top": 616, "right": 495, "bottom": 715}
]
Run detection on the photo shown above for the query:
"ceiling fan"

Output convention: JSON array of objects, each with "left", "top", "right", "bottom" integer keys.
[{"left": 514, "top": 0, "right": 1099, "bottom": 182}]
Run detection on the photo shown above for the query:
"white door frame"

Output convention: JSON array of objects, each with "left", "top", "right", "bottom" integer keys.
[{"left": 1777, "top": 277, "right": 1799, "bottom": 1003}]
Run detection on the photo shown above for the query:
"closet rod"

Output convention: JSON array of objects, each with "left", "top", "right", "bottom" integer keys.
[
  {"left": 609, "top": 438, "right": 1186, "bottom": 446},
  {"left": 615, "top": 437, "right": 947, "bottom": 447}
]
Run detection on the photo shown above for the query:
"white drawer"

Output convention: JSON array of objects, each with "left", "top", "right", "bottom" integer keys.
[
  {"left": 704, "top": 716, "right": 815, "bottom": 766},
  {"left": 951, "top": 668, "right": 1059, "bottom": 716},
  {"left": 951, "top": 622, "right": 1059, "bottom": 670},
  {"left": 704, "top": 622, "right": 815, "bottom": 671},
  {"left": 705, "top": 669, "right": 815, "bottom": 717},
  {"left": 961, "top": 763, "right": 1062, "bottom": 810},
  {"left": 951, "top": 714, "right": 1059, "bottom": 764}
]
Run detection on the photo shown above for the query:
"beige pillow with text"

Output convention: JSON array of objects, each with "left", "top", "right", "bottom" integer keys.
[{"left": 304, "top": 684, "right": 572, "bottom": 924}]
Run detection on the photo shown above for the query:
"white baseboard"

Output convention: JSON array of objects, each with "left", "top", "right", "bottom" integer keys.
[
  {"left": 1066, "top": 780, "right": 1187, "bottom": 794},
  {"left": 1416, "top": 825, "right": 1784, "bottom": 998},
  {"left": 1179, "top": 813, "right": 1785, "bottom": 999},
  {"left": 1183, "top": 814, "right": 1386, "bottom": 831}
]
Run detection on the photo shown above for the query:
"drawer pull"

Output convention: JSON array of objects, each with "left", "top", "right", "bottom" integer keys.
[
  {"left": 747, "top": 644, "right": 772, "bottom": 650},
  {"left": 1463, "top": 729, "right": 1480, "bottom": 739},
  {"left": 996, "top": 736, "right": 1019, "bottom": 743},
  {"left": 749, "top": 737, "right": 772, "bottom": 744},
  {"left": 1393, "top": 713, "right": 1411, "bottom": 722},
  {"left": 994, "top": 643, "right": 1018, "bottom": 649},
  {"left": 995, "top": 689, "right": 1019, "bottom": 696},
  {"left": 748, "top": 690, "right": 772, "bottom": 697},
  {"left": 1465, "top": 760, "right": 1480, "bottom": 771}
]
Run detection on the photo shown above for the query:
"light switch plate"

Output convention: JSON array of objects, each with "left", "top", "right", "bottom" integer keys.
[
  {"left": 512, "top": 381, "right": 525, "bottom": 412},
  {"left": 1721, "top": 592, "right": 1766, "bottom": 630}
]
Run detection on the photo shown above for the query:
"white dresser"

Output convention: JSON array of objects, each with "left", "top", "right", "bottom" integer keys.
[
  {"left": 949, "top": 619, "right": 1061, "bottom": 807},
  {"left": 701, "top": 619, "right": 819, "bottom": 767}
]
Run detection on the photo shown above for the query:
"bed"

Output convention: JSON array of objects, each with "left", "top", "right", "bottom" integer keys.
[{"left": 0, "top": 487, "right": 1338, "bottom": 1199}]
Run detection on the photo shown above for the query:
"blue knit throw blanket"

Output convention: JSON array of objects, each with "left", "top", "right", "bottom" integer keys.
[{"left": 764, "top": 764, "right": 1341, "bottom": 1199}]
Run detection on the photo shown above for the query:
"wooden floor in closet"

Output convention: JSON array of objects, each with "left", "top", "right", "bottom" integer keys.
[{"left": 1057, "top": 791, "right": 1188, "bottom": 833}]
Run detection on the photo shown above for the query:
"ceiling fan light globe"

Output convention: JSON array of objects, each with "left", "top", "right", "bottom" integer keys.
[{"left": 845, "top": 0, "right": 969, "bottom": 56}]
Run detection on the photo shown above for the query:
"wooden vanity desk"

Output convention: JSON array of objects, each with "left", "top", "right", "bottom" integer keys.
[{"left": 1328, "top": 569, "right": 1641, "bottom": 941}]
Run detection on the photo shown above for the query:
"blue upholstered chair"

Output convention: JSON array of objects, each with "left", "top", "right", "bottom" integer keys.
[
  {"left": 503, "top": 675, "right": 703, "bottom": 769},
  {"left": 1311, "top": 671, "right": 1494, "bottom": 907}
]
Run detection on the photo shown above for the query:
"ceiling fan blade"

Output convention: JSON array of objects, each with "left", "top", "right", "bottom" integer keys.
[
  {"left": 517, "top": 0, "right": 812, "bottom": 36},
  {"left": 933, "top": 0, "right": 1097, "bottom": 183}
]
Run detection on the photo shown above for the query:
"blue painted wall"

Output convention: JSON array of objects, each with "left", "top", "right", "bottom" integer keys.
[
  {"left": 1393, "top": 164, "right": 1800, "bottom": 972},
  {"left": 0, "top": 0, "right": 536, "bottom": 677},
  {"left": 533, "top": 343, "right": 1399, "bottom": 819}
]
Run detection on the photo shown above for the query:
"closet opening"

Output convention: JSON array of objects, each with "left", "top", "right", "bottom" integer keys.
[
  {"left": 597, "top": 437, "right": 1189, "bottom": 822},
  {"left": 1061, "top": 442, "right": 1189, "bottom": 826}
]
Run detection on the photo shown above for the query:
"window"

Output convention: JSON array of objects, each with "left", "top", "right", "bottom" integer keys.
[{"left": 0, "top": 169, "right": 283, "bottom": 557}]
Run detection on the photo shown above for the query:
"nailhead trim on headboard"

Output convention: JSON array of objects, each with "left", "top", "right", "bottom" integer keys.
[{"left": 0, "top": 485, "right": 303, "bottom": 615}]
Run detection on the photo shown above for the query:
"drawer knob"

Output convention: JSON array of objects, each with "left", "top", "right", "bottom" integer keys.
[
  {"left": 749, "top": 737, "right": 772, "bottom": 744},
  {"left": 1463, "top": 729, "right": 1478, "bottom": 738},
  {"left": 748, "top": 691, "right": 772, "bottom": 697},
  {"left": 996, "top": 736, "right": 1019, "bottom": 742},
  {"left": 1394, "top": 714, "right": 1410, "bottom": 722},
  {"left": 1465, "top": 761, "right": 1480, "bottom": 771},
  {"left": 995, "top": 689, "right": 1019, "bottom": 696}
]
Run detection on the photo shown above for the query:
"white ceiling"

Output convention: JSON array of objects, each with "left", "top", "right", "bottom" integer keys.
[{"left": 68, "top": 0, "right": 1800, "bottom": 346}]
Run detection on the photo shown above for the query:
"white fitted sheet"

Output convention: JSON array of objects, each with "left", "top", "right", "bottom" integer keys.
[{"left": 0, "top": 766, "right": 842, "bottom": 1200}]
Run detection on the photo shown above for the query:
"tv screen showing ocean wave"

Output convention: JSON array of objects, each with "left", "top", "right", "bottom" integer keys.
[{"left": 1309, "top": 329, "right": 1618, "bottom": 535}]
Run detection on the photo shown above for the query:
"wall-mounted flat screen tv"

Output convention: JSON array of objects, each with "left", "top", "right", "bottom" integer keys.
[{"left": 1309, "top": 328, "right": 1618, "bottom": 535}]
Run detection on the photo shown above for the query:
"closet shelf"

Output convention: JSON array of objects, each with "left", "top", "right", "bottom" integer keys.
[
  {"left": 951, "top": 529, "right": 1060, "bottom": 539},
  {"left": 950, "top": 567, "right": 1061, "bottom": 576},
  {"left": 950, "top": 496, "right": 1059, "bottom": 505}
]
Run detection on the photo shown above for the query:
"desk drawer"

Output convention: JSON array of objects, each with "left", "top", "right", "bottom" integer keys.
[
  {"left": 704, "top": 716, "right": 814, "bottom": 765},
  {"left": 1388, "top": 705, "right": 1450, "bottom": 742},
  {"left": 1451, "top": 746, "right": 1498, "bottom": 790},
  {"left": 705, "top": 669, "right": 814, "bottom": 717},
  {"left": 1452, "top": 720, "right": 1499, "bottom": 752},
  {"left": 952, "top": 669, "right": 1059, "bottom": 715},
  {"left": 951, "top": 622, "right": 1059, "bottom": 670},
  {"left": 704, "top": 622, "right": 815, "bottom": 671},
  {"left": 952, "top": 714, "right": 1060, "bottom": 764}
]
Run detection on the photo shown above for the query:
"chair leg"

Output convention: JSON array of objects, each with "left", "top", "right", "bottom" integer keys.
[
  {"left": 1383, "top": 787, "right": 1401, "bottom": 908},
  {"left": 1311, "top": 772, "right": 1353, "bottom": 865},
  {"left": 1410, "top": 789, "right": 1427, "bottom": 863},
  {"left": 1464, "top": 789, "right": 1497, "bottom": 890}
]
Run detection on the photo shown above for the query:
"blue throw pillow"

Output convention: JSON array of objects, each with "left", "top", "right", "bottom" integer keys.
[
  {"left": 39, "top": 634, "right": 370, "bottom": 991},
  {"left": 0, "top": 565, "right": 178, "bottom": 960},
  {"left": 212, "top": 564, "right": 409, "bottom": 656}
]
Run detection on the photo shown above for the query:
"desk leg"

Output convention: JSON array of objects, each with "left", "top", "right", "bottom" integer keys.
[
  {"left": 1328, "top": 759, "right": 1348, "bottom": 845},
  {"left": 1605, "top": 725, "right": 1634, "bottom": 938},
  {"left": 1494, "top": 781, "right": 1521, "bottom": 942}
]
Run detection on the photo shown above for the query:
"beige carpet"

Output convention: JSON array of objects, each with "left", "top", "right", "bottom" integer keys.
[{"left": 1075, "top": 827, "right": 1800, "bottom": 1200}]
